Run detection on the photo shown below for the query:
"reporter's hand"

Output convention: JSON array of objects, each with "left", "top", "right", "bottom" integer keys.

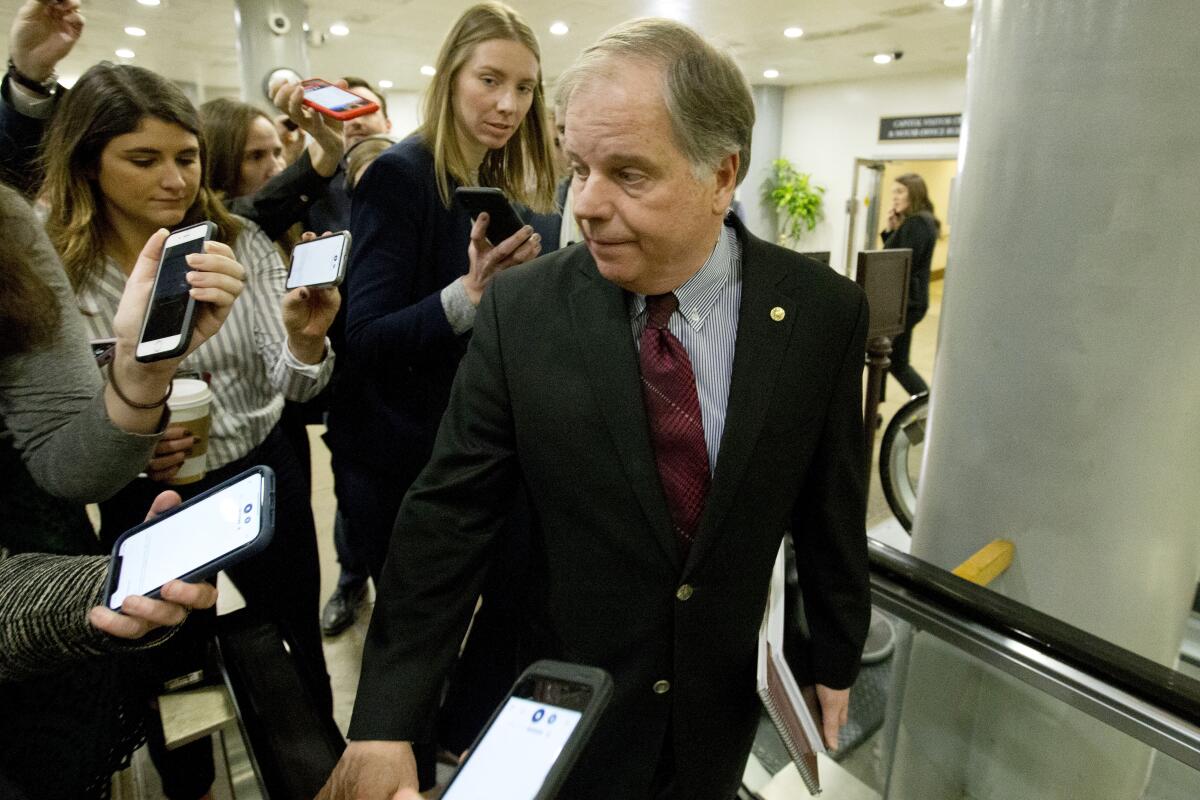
[
  {"left": 9, "top": 0, "right": 83, "bottom": 83},
  {"left": 271, "top": 79, "right": 345, "bottom": 177},
  {"left": 462, "top": 214, "right": 541, "bottom": 305},
  {"left": 815, "top": 684, "right": 850, "bottom": 751},
  {"left": 315, "top": 741, "right": 419, "bottom": 800},
  {"left": 146, "top": 425, "right": 196, "bottom": 482},
  {"left": 87, "top": 490, "right": 218, "bottom": 640}
]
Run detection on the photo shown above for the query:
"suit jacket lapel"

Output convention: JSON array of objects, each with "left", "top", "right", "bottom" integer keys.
[
  {"left": 568, "top": 254, "right": 683, "bottom": 571},
  {"left": 686, "top": 225, "right": 799, "bottom": 574}
]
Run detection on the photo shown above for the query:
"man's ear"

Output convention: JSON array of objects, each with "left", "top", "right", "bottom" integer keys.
[{"left": 711, "top": 152, "right": 739, "bottom": 216}]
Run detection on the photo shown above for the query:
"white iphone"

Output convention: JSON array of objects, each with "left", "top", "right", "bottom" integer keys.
[{"left": 135, "top": 221, "right": 214, "bottom": 362}]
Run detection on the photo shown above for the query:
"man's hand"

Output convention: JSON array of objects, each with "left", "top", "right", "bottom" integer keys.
[
  {"left": 9, "top": 0, "right": 83, "bottom": 83},
  {"left": 815, "top": 684, "right": 850, "bottom": 751},
  {"left": 462, "top": 214, "right": 541, "bottom": 306},
  {"left": 87, "top": 490, "right": 218, "bottom": 639},
  {"left": 315, "top": 740, "right": 419, "bottom": 800}
]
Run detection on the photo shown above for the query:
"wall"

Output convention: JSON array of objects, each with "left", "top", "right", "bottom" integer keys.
[
  {"left": 382, "top": 91, "right": 421, "bottom": 139},
  {"left": 775, "top": 70, "right": 966, "bottom": 274}
]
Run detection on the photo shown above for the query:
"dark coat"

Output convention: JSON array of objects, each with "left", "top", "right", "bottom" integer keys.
[{"left": 349, "top": 217, "right": 870, "bottom": 799}]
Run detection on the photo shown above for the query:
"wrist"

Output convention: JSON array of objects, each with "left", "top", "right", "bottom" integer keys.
[
  {"left": 7, "top": 57, "right": 56, "bottom": 92},
  {"left": 108, "top": 358, "right": 174, "bottom": 409},
  {"left": 287, "top": 333, "right": 326, "bottom": 364},
  {"left": 461, "top": 276, "right": 483, "bottom": 306}
]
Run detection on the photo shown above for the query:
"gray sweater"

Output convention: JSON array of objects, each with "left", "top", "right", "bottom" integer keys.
[{"left": 0, "top": 187, "right": 169, "bottom": 678}]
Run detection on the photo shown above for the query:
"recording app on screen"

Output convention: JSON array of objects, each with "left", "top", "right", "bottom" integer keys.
[
  {"left": 109, "top": 473, "right": 264, "bottom": 609},
  {"left": 443, "top": 697, "right": 583, "bottom": 800}
]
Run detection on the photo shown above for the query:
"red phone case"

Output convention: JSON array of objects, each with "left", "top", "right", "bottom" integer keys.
[{"left": 300, "top": 79, "right": 380, "bottom": 121}]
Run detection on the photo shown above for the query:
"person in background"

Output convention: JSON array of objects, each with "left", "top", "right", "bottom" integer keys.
[
  {"left": 318, "top": 17, "right": 868, "bottom": 800},
  {"left": 39, "top": 61, "right": 339, "bottom": 800},
  {"left": 881, "top": 172, "right": 941, "bottom": 397},
  {"left": 552, "top": 98, "right": 582, "bottom": 247},
  {"left": 328, "top": 1, "right": 556, "bottom": 787},
  {"left": 200, "top": 92, "right": 345, "bottom": 243},
  {"left": 0, "top": 177, "right": 242, "bottom": 798}
]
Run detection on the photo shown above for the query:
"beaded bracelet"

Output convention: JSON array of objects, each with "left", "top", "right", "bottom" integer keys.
[{"left": 107, "top": 362, "right": 173, "bottom": 409}]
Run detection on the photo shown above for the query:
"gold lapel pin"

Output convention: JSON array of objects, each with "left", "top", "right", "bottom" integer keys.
[{"left": 770, "top": 306, "right": 786, "bottom": 322}]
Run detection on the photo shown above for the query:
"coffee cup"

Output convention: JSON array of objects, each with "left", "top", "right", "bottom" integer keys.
[{"left": 167, "top": 378, "right": 213, "bottom": 485}]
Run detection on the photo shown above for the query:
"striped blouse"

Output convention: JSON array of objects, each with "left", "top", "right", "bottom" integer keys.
[
  {"left": 629, "top": 221, "right": 743, "bottom": 473},
  {"left": 78, "top": 218, "right": 334, "bottom": 470}
]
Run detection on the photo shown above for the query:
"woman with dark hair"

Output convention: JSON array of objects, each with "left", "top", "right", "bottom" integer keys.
[
  {"left": 0, "top": 175, "right": 240, "bottom": 798},
  {"left": 882, "top": 172, "right": 941, "bottom": 396},
  {"left": 40, "top": 61, "right": 339, "bottom": 800},
  {"left": 330, "top": 1, "right": 558, "bottom": 788},
  {"left": 199, "top": 93, "right": 345, "bottom": 242}
]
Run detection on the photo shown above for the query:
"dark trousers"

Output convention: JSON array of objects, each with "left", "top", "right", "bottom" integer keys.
[
  {"left": 889, "top": 307, "right": 929, "bottom": 397},
  {"left": 100, "top": 423, "right": 331, "bottom": 799}
]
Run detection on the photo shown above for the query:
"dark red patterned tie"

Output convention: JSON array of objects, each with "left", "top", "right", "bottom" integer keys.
[{"left": 639, "top": 293, "right": 710, "bottom": 555}]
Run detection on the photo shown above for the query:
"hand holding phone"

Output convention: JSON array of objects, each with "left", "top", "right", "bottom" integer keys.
[
  {"left": 135, "top": 222, "right": 213, "bottom": 362},
  {"left": 105, "top": 467, "right": 275, "bottom": 610},
  {"left": 455, "top": 187, "right": 527, "bottom": 244},
  {"left": 301, "top": 78, "right": 380, "bottom": 121},
  {"left": 441, "top": 660, "right": 613, "bottom": 800},
  {"left": 287, "top": 231, "right": 352, "bottom": 289}
]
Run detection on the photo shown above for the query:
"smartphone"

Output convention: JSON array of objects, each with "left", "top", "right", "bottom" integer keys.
[
  {"left": 441, "top": 660, "right": 613, "bottom": 800},
  {"left": 135, "top": 222, "right": 214, "bottom": 363},
  {"left": 300, "top": 79, "right": 380, "bottom": 121},
  {"left": 90, "top": 337, "right": 117, "bottom": 367},
  {"left": 455, "top": 187, "right": 528, "bottom": 244},
  {"left": 104, "top": 466, "right": 275, "bottom": 610},
  {"left": 286, "top": 230, "right": 352, "bottom": 289}
]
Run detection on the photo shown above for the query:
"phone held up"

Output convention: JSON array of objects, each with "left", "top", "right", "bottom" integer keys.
[
  {"left": 440, "top": 660, "right": 613, "bottom": 800},
  {"left": 104, "top": 466, "right": 275, "bottom": 611},
  {"left": 286, "top": 230, "right": 352, "bottom": 290},
  {"left": 300, "top": 79, "right": 380, "bottom": 121},
  {"left": 135, "top": 221, "right": 215, "bottom": 363},
  {"left": 455, "top": 187, "right": 528, "bottom": 245}
]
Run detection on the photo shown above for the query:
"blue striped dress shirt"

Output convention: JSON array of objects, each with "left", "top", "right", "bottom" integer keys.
[{"left": 630, "top": 220, "right": 743, "bottom": 473}]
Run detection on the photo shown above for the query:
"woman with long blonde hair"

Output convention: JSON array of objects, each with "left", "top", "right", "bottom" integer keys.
[{"left": 328, "top": 1, "right": 559, "bottom": 789}]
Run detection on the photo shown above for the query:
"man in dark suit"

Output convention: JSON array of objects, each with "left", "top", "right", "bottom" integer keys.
[{"left": 319, "top": 17, "right": 869, "bottom": 800}]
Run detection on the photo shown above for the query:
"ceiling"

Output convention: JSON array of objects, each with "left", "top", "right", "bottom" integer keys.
[{"left": 0, "top": 0, "right": 972, "bottom": 95}]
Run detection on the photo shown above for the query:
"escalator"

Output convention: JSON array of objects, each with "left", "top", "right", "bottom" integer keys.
[{"left": 744, "top": 540, "right": 1200, "bottom": 799}]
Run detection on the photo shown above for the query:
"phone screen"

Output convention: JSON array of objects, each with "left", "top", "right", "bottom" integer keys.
[
  {"left": 143, "top": 233, "right": 205, "bottom": 343},
  {"left": 442, "top": 678, "right": 590, "bottom": 800},
  {"left": 108, "top": 472, "right": 265, "bottom": 609},
  {"left": 287, "top": 233, "right": 347, "bottom": 288},
  {"left": 305, "top": 83, "right": 370, "bottom": 112}
]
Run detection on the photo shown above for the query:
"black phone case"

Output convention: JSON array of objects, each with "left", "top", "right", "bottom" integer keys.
[
  {"left": 286, "top": 230, "right": 353, "bottom": 290},
  {"left": 103, "top": 466, "right": 276, "bottom": 609},
  {"left": 455, "top": 187, "right": 527, "bottom": 244},
  {"left": 135, "top": 221, "right": 215, "bottom": 363},
  {"left": 442, "top": 659, "right": 614, "bottom": 800}
]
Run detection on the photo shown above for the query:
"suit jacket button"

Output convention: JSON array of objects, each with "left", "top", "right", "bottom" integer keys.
[
  {"left": 653, "top": 680, "right": 671, "bottom": 694},
  {"left": 675, "top": 584, "right": 694, "bottom": 601}
]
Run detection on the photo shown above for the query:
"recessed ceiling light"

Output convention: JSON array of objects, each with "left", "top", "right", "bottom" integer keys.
[
  {"left": 115, "top": 48, "right": 135, "bottom": 59},
  {"left": 762, "top": 69, "right": 780, "bottom": 79},
  {"left": 329, "top": 23, "right": 350, "bottom": 37},
  {"left": 873, "top": 53, "right": 894, "bottom": 65},
  {"left": 943, "top": 0, "right": 969, "bottom": 7},
  {"left": 124, "top": 26, "right": 146, "bottom": 37},
  {"left": 549, "top": 21, "right": 569, "bottom": 36},
  {"left": 137, "top": 0, "right": 160, "bottom": 6},
  {"left": 420, "top": 65, "right": 436, "bottom": 77},
  {"left": 378, "top": 79, "right": 394, "bottom": 89},
  {"left": 784, "top": 27, "right": 804, "bottom": 39}
]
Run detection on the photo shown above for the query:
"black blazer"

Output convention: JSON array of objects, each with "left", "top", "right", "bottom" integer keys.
[{"left": 350, "top": 218, "right": 870, "bottom": 799}]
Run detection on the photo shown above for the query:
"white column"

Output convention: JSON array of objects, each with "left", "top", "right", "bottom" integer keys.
[
  {"left": 742, "top": 85, "right": 784, "bottom": 244},
  {"left": 233, "top": 0, "right": 310, "bottom": 111},
  {"left": 889, "top": 0, "right": 1200, "bottom": 795}
]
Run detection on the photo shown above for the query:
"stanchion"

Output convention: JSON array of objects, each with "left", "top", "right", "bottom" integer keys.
[{"left": 863, "top": 335, "right": 892, "bottom": 471}]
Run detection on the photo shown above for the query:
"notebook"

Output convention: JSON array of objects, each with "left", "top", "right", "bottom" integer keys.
[{"left": 756, "top": 543, "right": 826, "bottom": 795}]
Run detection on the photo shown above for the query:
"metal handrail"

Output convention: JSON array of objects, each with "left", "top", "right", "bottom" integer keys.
[{"left": 869, "top": 539, "right": 1200, "bottom": 770}]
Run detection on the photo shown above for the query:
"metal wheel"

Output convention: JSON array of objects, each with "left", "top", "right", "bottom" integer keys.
[{"left": 879, "top": 392, "right": 929, "bottom": 532}]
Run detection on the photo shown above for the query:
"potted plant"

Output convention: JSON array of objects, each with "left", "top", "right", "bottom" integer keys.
[{"left": 762, "top": 158, "right": 826, "bottom": 247}]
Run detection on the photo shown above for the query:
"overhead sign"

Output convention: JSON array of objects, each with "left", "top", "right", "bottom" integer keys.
[{"left": 879, "top": 114, "right": 962, "bottom": 141}]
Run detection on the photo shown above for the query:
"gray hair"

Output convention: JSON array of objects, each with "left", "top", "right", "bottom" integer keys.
[{"left": 555, "top": 18, "right": 755, "bottom": 185}]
